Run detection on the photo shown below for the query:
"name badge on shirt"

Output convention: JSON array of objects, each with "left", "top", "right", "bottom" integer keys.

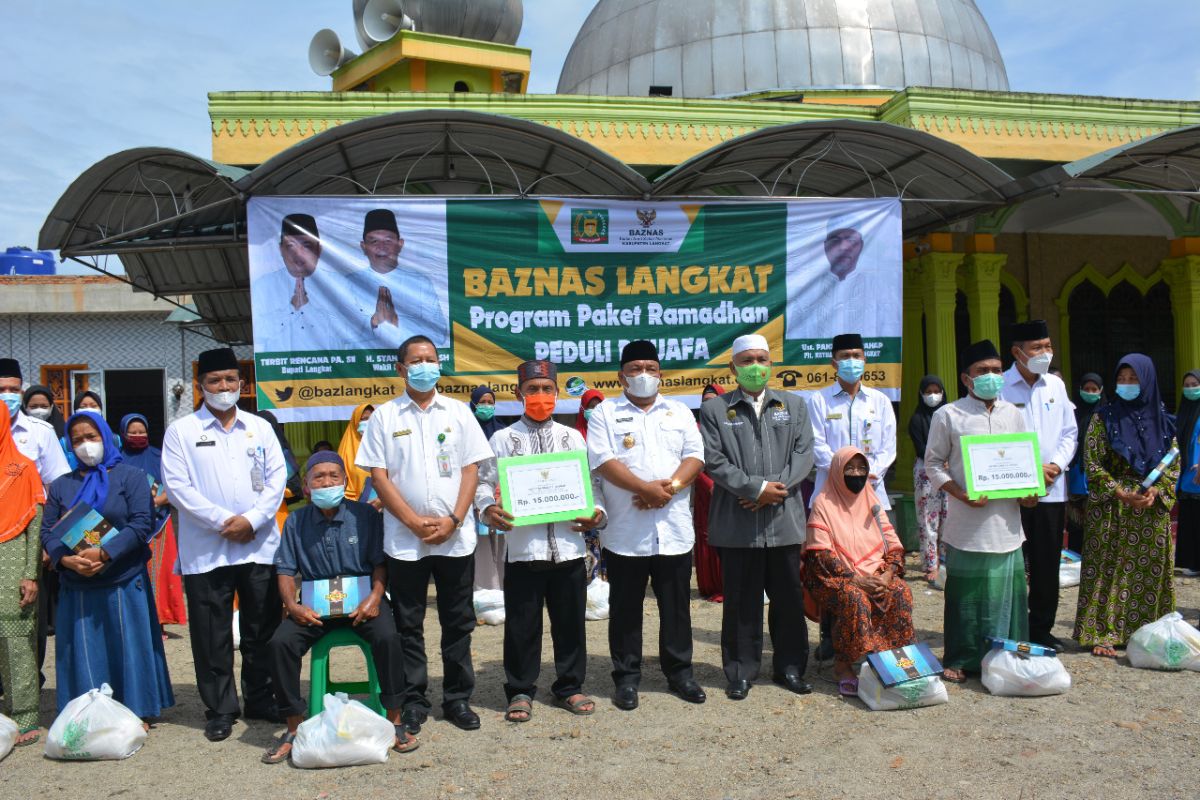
[
  {"left": 393, "top": 429, "right": 412, "bottom": 438},
  {"left": 196, "top": 440, "right": 216, "bottom": 448},
  {"left": 615, "top": 416, "right": 633, "bottom": 423},
  {"left": 826, "top": 413, "right": 843, "bottom": 420}
]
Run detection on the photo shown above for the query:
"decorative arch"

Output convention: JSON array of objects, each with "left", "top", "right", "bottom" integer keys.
[
  {"left": 1055, "top": 262, "right": 1170, "bottom": 389},
  {"left": 998, "top": 269, "right": 1028, "bottom": 322}
]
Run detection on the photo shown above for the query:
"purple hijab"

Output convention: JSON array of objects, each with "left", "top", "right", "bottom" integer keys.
[{"left": 1099, "top": 353, "right": 1176, "bottom": 475}]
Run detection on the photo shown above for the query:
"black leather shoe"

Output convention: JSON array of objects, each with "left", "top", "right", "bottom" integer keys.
[
  {"left": 612, "top": 685, "right": 639, "bottom": 711},
  {"left": 725, "top": 680, "right": 751, "bottom": 701},
  {"left": 204, "top": 714, "right": 236, "bottom": 742},
  {"left": 1032, "top": 634, "right": 1065, "bottom": 653},
  {"left": 401, "top": 708, "right": 428, "bottom": 735},
  {"left": 668, "top": 680, "right": 706, "bottom": 704},
  {"left": 444, "top": 701, "right": 481, "bottom": 731},
  {"left": 772, "top": 671, "right": 813, "bottom": 695}
]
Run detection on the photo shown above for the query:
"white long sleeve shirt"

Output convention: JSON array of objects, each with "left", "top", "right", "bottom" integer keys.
[
  {"left": 1000, "top": 366, "right": 1078, "bottom": 504},
  {"left": 12, "top": 411, "right": 70, "bottom": 487},
  {"left": 161, "top": 406, "right": 286, "bottom": 575},
  {"left": 805, "top": 382, "right": 896, "bottom": 510},
  {"left": 475, "top": 418, "right": 605, "bottom": 563}
]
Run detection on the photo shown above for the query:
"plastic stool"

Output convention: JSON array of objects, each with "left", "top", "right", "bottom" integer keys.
[{"left": 307, "top": 627, "right": 385, "bottom": 717}]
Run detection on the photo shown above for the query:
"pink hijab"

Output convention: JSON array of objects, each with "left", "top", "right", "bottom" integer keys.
[{"left": 806, "top": 446, "right": 902, "bottom": 576}]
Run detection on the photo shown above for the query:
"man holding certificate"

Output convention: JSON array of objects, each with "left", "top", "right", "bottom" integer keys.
[
  {"left": 924, "top": 339, "right": 1040, "bottom": 683},
  {"left": 587, "top": 340, "right": 707, "bottom": 711},
  {"left": 475, "top": 359, "right": 606, "bottom": 723}
]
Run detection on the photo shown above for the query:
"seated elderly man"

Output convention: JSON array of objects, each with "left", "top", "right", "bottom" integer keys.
[
  {"left": 261, "top": 451, "right": 417, "bottom": 764},
  {"left": 802, "top": 447, "right": 914, "bottom": 697}
]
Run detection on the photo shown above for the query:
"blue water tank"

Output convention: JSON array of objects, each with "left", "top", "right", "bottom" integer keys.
[{"left": 0, "top": 247, "right": 57, "bottom": 275}]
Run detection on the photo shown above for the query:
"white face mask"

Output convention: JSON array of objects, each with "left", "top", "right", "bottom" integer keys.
[
  {"left": 923, "top": 392, "right": 943, "bottom": 408},
  {"left": 625, "top": 373, "right": 660, "bottom": 399},
  {"left": 27, "top": 407, "right": 52, "bottom": 421},
  {"left": 1023, "top": 352, "right": 1052, "bottom": 375},
  {"left": 74, "top": 440, "right": 105, "bottom": 467},
  {"left": 203, "top": 389, "right": 239, "bottom": 412}
]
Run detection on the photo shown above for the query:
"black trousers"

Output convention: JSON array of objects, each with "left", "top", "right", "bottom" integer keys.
[
  {"left": 268, "top": 613, "right": 405, "bottom": 717},
  {"left": 717, "top": 544, "right": 808, "bottom": 683},
  {"left": 604, "top": 549, "right": 694, "bottom": 688},
  {"left": 36, "top": 570, "right": 60, "bottom": 683},
  {"left": 183, "top": 563, "right": 282, "bottom": 719},
  {"left": 1021, "top": 502, "right": 1066, "bottom": 640},
  {"left": 1176, "top": 496, "right": 1200, "bottom": 572},
  {"left": 503, "top": 558, "right": 587, "bottom": 702},
  {"left": 387, "top": 554, "right": 475, "bottom": 713}
]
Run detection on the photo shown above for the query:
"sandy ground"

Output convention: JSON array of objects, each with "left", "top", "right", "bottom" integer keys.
[{"left": 5, "top": 559, "right": 1200, "bottom": 800}]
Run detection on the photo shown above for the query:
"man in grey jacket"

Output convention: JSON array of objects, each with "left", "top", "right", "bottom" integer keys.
[{"left": 699, "top": 334, "right": 815, "bottom": 700}]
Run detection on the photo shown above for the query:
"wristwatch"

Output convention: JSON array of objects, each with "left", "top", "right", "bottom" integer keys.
[
  {"left": 669, "top": 478, "right": 683, "bottom": 495},
  {"left": 448, "top": 512, "right": 461, "bottom": 527}
]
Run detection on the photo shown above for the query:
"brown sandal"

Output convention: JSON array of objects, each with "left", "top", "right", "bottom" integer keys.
[
  {"left": 941, "top": 668, "right": 967, "bottom": 684},
  {"left": 393, "top": 725, "right": 420, "bottom": 753},
  {"left": 554, "top": 693, "right": 596, "bottom": 715},
  {"left": 1092, "top": 645, "right": 1119, "bottom": 658},
  {"left": 505, "top": 694, "right": 533, "bottom": 722},
  {"left": 261, "top": 731, "right": 296, "bottom": 764}
]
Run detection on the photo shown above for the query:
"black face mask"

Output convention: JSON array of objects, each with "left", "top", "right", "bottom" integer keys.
[{"left": 844, "top": 475, "right": 868, "bottom": 494}]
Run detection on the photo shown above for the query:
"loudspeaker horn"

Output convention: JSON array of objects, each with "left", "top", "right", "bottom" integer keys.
[
  {"left": 308, "top": 28, "right": 359, "bottom": 76},
  {"left": 352, "top": 0, "right": 375, "bottom": 51},
  {"left": 363, "top": 0, "right": 415, "bottom": 43}
]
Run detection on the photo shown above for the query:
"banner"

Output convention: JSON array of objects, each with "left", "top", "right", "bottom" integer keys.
[{"left": 247, "top": 197, "right": 901, "bottom": 422}]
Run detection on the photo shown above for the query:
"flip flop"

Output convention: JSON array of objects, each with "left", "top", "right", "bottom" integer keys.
[
  {"left": 554, "top": 693, "right": 596, "bottom": 716},
  {"left": 837, "top": 678, "right": 859, "bottom": 697},
  {"left": 941, "top": 669, "right": 968, "bottom": 684},
  {"left": 14, "top": 728, "right": 40, "bottom": 748},
  {"left": 505, "top": 694, "right": 533, "bottom": 723},
  {"left": 393, "top": 725, "right": 420, "bottom": 753},
  {"left": 1091, "top": 645, "right": 1119, "bottom": 659},
  {"left": 260, "top": 731, "right": 296, "bottom": 764}
]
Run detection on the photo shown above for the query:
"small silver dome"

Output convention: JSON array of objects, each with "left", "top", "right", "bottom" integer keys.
[{"left": 557, "top": 0, "right": 1009, "bottom": 97}]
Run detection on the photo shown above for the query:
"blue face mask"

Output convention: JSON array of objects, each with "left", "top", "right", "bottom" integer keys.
[
  {"left": 0, "top": 393, "right": 21, "bottom": 419},
  {"left": 405, "top": 362, "right": 441, "bottom": 392},
  {"left": 357, "top": 420, "right": 368, "bottom": 435},
  {"left": 310, "top": 485, "right": 345, "bottom": 509},
  {"left": 836, "top": 358, "right": 865, "bottom": 383},
  {"left": 1184, "top": 386, "right": 1200, "bottom": 402},
  {"left": 1115, "top": 384, "right": 1141, "bottom": 402},
  {"left": 971, "top": 373, "right": 1004, "bottom": 400}
]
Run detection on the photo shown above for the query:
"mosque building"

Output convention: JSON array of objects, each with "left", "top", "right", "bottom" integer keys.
[{"left": 38, "top": 0, "right": 1200, "bottom": 489}]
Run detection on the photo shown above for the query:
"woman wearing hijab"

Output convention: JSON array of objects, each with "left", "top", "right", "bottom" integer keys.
[
  {"left": 0, "top": 404, "right": 46, "bottom": 746},
  {"left": 1174, "top": 370, "right": 1200, "bottom": 575},
  {"left": 908, "top": 375, "right": 948, "bottom": 583},
  {"left": 119, "top": 414, "right": 186, "bottom": 627},
  {"left": 574, "top": 388, "right": 604, "bottom": 439},
  {"left": 41, "top": 411, "right": 174, "bottom": 719},
  {"left": 1066, "top": 373, "right": 1105, "bottom": 554},
  {"left": 803, "top": 447, "right": 913, "bottom": 696},
  {"left": 573, "top": 388, "right": 606, "bottom": 581},
  {"left": 337, "top": 403, "right": 377, "bottom": 502},
  {"left": 74, "top": 391, "right": 103, "bottom": 413},
  {"left": 1074, "top": 355, "right": 1178, "bottom": 658},
  {"left": 470, "top": 387, "right": 510, "bottom": 592},
  {"left": 22, "top": 385, "right": 65, "bottom": 438},
  {"left": 693, "top": 382, "right": 724, "bottom": 599}
]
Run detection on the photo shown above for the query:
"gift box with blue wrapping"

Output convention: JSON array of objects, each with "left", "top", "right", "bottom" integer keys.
[
  {"left": 302, "top": 575, "right": 371, "bottom": 618},
  {"left": 866, "top": 643, "right": 943, "bottom": 687},
  {"left": 54, "top": 502, "right": 118, "bottom": 554}
]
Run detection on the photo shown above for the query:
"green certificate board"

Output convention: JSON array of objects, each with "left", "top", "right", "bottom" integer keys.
[
  {"left": 960, "top": 432, "right": 1046, "bottom": 500},
  {"left": 497, "top": 449, "right": 594, "bottom": 527}
]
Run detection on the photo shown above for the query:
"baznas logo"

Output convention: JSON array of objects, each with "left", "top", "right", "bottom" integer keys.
[
  {"left": 565, "top": 376, "right": 587, "bottom": 397},
  {"left": 571, "top": 209, "right": 609, "bottom": 244}
]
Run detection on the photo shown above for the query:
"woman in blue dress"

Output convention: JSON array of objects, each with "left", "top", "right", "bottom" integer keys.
[{"left": 41, "top": 411, "right": 174, "bottom": 720}]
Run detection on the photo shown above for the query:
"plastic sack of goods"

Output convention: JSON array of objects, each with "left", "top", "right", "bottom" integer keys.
[
  {"left": 474, "top": 588, "right": 506, "bottom": 626},
  {"left": 44, "top": 684, "right": 147, "bottom": 761},
  {"left": 1126, "top": 612, "right": 1200, "bottom": 671},
  {"left": 0, "top": 714, "right": 17, "bottom": 762},
  {"left": 290, "top": 693, "right": 395, "bottom": 769},
  {"left": 981, "top": 649, "right": 1072, "bottom": 697},
  {"left": 856, "top": 662, "right": 949, "bottom": 711}
]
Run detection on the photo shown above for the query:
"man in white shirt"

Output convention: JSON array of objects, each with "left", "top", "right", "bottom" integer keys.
[
  {"left": 1, "top": 358, "right": 71, "bottom": 686},
  {"left": 588, "top": 340, "right": 706, "bottom": 710},
  {"left": 0, "top": 359, "right": 70, "bottom": 486},
  {"left": 925, "top": 339, "right": 1038, "bottom": 682},
  {"left": 160, "top": 347, "right": 287, "bottom": 742},
  {"left": 805, "top": 332, "right": 897, "bottom": 511},
  {"left": 346, "top": 209, "right": 449, "bottom": 348},
  {"left": 476, "top": 359, "right": 606, "bottom": 722},
  {"left": 1000, "top": 320, "right": 1078, "bottom": 652},
  {"left": 356, "top": 334, "right": 493, "bottom": 734},
  {"left": 251, "top": 213, "right": 349, "bottom": 353}
]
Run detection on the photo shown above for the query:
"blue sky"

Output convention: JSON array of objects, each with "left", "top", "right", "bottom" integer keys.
[{"left": 3, "top": 0, "right": 1198, "bottom": 271}]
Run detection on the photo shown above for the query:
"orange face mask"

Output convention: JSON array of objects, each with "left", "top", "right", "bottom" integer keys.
[{"left": 523, "top": 393, "right": 557, "bottom": 422}]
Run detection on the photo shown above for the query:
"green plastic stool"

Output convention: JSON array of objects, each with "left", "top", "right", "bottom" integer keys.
[{"left": 308, "top": 627, "right": 385, "bottom": 718}]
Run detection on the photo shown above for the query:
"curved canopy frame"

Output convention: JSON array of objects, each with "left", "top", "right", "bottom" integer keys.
[{"left": 650, "top": 119, "right": 1019, "bottom": 235}]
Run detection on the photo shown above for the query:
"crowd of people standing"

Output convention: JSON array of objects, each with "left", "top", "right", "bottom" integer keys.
[{"left": 0, "top": 317, "right": 1196, "bottom": 760}]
